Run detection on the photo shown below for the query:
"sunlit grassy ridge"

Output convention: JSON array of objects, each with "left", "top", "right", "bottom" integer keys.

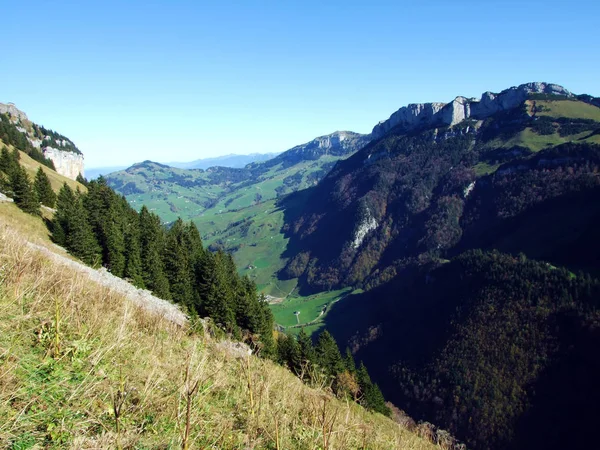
[{"left": 0, "top": 213, "right": 436, "bottom": 449}]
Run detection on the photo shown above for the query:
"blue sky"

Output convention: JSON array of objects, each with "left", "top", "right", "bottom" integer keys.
[{"left": 2, "top": 0, "right": 599, "bottom": 168}]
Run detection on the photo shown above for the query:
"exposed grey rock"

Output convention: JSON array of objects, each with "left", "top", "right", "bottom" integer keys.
[
  {"left": 43, "top": 146, "right": 85, "bottom": 180},
  {"left": 372, "top": 82, "right": 573, "bottom": 138},
  {"left": 0, "top": 102, "right": 28, "bottom": 121}
]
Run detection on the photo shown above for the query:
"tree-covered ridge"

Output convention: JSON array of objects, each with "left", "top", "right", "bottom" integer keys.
[
  {"left": 325, "top": 250, "right": 600, "bottom": 450},
  {"left": 32, "top": 123, "right": 81, "bottom": 154},
  {"left": 280, "top": 97, "right": 600, "bottom": 293},
  {"left": 0, "top": 114, "right": 56, "bottom": 169},
  {"left": 51, "top": 177, "right": 276, "bottom": 356}
]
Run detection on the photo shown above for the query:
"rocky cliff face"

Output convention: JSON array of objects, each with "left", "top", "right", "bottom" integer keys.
[
  {"left": 372, "top": 82, "right": 572, "bottom": 138},
  {"left": 1, "top": 102, "right": 85, "bottom": 180},
  {"left": 43, "top": 147, "right": 85, "bottom": 179},
  {"left": 0, "top": 102, "right": 29, "bottom": 122},
  {"left": 281, "top": 131, "right": 371, "bottom": 159}
]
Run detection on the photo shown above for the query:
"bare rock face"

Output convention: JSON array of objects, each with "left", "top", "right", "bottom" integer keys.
[
  {"left": 0, "top": 102, "right": 29, "bottom": 122},
  {"left": 43, "top": 147, "right": 85, "bottom": 179},
  {"left": 372, "top": 82, "right": 573, "bottom": 138}
]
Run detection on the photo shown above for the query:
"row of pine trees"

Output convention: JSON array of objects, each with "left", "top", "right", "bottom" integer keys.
[
  {"left": 0, "top": 151, "right": 388, "bottom": 416},
  {"left": 0, "top": 146, "right": 56, "bottom": 215},
  {"left": 51, "top": 177, "right": 277, "bottom": 356},
  {"left": 277, "top": 329, "right": 390, "bottom": 416}
]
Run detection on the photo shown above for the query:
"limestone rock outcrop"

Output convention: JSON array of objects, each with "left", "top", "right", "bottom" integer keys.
[
  {"left": 1, "top": 102, "right": 85, "bottom": 180},
  {"left": 372, "top": 82, "right": 573, "bottom": 138},
  {"left": 43, "top": 147, "right": 85, "bottom": 179},
  {"left": 0, "top": 102, "right": 29, "bottom": 122}
]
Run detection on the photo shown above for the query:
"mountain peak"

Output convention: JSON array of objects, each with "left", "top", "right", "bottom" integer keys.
[{"left": 372, "top": 82, "right": 573, "bottom": 138}]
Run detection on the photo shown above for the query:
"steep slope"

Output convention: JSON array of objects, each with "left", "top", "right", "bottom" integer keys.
[
  {"left": 324, "top": 251, "right": 600, "bottom": 450},
  {"left": 1, "top": 102, "right": 84, "bottom": 179},
  {"left": 281, "top": 83, "right": 600, "bottom": 292},
  {"left": 0, "top": 207, "right": 436, "bottom": 450},
  {"left": 277, "top": 82, "right": 600, "bottom": 449}
]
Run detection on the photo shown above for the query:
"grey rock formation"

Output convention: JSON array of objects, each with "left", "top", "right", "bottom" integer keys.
[
  {"left": 43, "top": 147, "right": 85, "bottom": 179},
  {"left": 0, "top": 102, "right": 28, "bottom": 122},
  {"left": 279, "top": 131, "right": 371, "bottom": 160},
  {"left": 372, "top": 82, "right": 573, "bottom": 138}
]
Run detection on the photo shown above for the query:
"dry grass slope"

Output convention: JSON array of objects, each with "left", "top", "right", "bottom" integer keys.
[{"left": 0, "top": 219, "right": 436, "bottom": 449}]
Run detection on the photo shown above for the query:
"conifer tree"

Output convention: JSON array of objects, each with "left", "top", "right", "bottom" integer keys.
[
  {"left": 356, "top": 362, "right": 390, "bottom": 416},
  {"left": 199, "top": 250, "right": 236, "bottom": 331},
  {"left": 297, "top": 328, "right": 317, "bottom": 378},
  {"left": 0, "top": 146, "right": 18, "bottom": 175},
  {"left": 66, "top": 190, "right": 102, "bottom": 265},
  {"left": 163, "top": 218, "right": 195, "bottom": 310},
  {"left": 139, "top": 206, "right": 171, "bottom": 299},
  {"left": 123, "top": 207, "right": 144, "bottom": 288},
  {"left": 344, "top": 347, "right": 356, "bottom": 373},
  {"left": 53, "top": 184, "right": 100, "bottom": 265},
  {"left": 76, "top": 173, "right": 88, "bottom": 186},
  {"left": 277, "top": 334, "right": 301, "bottom": 373},
  {"left": 104, "top": 199, "right": 126, "bottom": 276},
  {"left": 315, "top": 330, "right": 344, "bottom": 379},
  {"left": 10, "top": 165, "right": 39, "bottom": 215},
  {"left": 34, "top": 167, "right": 56, "bottom": 208},
  {"left": 52, "top": 183, "right": 75, "bottom": 246}
]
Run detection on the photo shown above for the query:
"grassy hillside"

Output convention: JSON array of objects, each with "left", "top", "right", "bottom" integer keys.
[
  {"left": 0, "top": 136, "right": 85, "bottom": 193},
  {"left": 0, "top": 213, "right": 436, "bottom": 449}
]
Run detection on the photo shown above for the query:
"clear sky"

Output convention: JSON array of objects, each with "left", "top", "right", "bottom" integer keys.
[{"left": 2, "top": 0, "right": 599, "bottom": 168}]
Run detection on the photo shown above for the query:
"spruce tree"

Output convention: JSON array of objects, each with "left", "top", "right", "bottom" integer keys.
[
  {"left": 315, "top": 330, "right": 344, "bottom": 379},
  {"left": 76, "top": 173, "right": 88, "bottom": 186},
  {"left": 66, "top": 189, "right": 101, "bottom": 265},
  {"left": 104, "top": 199, "right": 126, "bottom": 276},
  {"left": 297, "top": 328, "right": 317, "bottom": 378},
  {"left": 344, "top": 347, "right": 356, "bottom": 373},
  {"left": 10, "top": 165, "right": 39, "bottom": 215},
  {"left": 199, "top": 250, "right": 236, "bottom": 331},
  {"left": 123, "top": 207, "right": 145, "bottom": 288},
  {"left": 139, "top": 206, "right": 171, "bottom": 299},
  {"left": 52, "top": 183, "right": 76, "bottom": 246},
  {"left": 163, "top": 218, "right": 195, "bottom": 310},
  {"left": 0, "top": 146, "right": 18, "bottom": 175},
  {"left": 34, "top": 167, "right": 56, "bottom": 208}
]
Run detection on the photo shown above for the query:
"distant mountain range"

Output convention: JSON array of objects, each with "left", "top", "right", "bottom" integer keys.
[
  {"left": 86, "top": 152, "right": 280, "bottom": 179},
  {"left": 167, "top": 152, "right": 280, "bottom": 170}
]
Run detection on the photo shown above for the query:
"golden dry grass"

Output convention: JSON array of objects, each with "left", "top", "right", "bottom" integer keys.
[{"left": 0, "top": 223, "right": 437, "bottom": 449}]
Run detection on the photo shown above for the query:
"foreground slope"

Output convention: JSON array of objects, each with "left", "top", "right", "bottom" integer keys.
[{"left": 0, "top": 207, "right": 435, "bottom": 449}]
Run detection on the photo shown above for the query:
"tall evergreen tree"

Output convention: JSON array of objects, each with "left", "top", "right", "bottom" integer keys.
[
  {"left": 297, "top": 328, "right": 317, "bottom": 378},
  {"left": 315, "top": 330, "right": 345, "bottom": 379},
  {"left": 52, "top": 184, "right": 100, "bottom": 265},
  {"left": 10, "top": 165, "right": 39, "bottom": 215},
  {"left": 33, "top": 167, "right": 56, "bottom": 208},
  {"left": 52, "top": 183, "right": 75, "bottom": 246},
  {"left": 139, "top": 206, "right": 171, "bottom": 299},
  {"left": 123, "top": 206, "right": 144, "bottom": 288},
  {"left": 66, "top": 190, "right": 102, "bottom": 265},
  {"left": 0, "top": 146, "right": 18, "bottom": 175},
  {"left": 344, "top": 347, "right": 356, "bottom": 373},
  {"left": 163, "top": 218, "right": 195, "bottom": 310}
]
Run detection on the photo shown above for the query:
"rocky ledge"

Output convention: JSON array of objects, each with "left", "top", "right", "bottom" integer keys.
[{"left": 372, "top": 82, "right": 572, "bottom": 138}]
